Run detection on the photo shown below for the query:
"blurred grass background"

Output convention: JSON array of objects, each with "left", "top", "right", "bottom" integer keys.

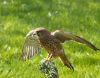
[{"left": 0, "top": 0, "right": 100, "bottom": 78}]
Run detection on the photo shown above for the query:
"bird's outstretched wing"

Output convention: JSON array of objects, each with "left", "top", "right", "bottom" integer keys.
[
  {"left": 52, "top": 30, "right": 99, "bottom": 51},
  {"left": 22, "top": 31, "right": 41, "bottom": 60}
]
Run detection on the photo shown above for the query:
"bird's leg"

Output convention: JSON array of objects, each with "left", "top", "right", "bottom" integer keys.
[
  {"left": 45, "top": 53, "right": 53, "bottom": 61},
  {"left": 48, "top": 53, "right": 53, "bottom": 60}
]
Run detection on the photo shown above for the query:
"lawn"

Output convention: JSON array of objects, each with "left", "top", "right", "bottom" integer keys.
[{"left": 0, "top": 0, "right": 100, "bottom": 78}]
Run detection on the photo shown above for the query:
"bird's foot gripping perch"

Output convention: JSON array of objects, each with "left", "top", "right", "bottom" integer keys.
[
  {"left": 39, "top": 59, "right": 59, "bottom": 78},
  {"left": 44, "top": 53, "right": 53, "bottom": 61}
]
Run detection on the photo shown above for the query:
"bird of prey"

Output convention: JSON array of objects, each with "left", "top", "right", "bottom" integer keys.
[{"left": 22, "top": 27, "right": 99, "bottom": 70}]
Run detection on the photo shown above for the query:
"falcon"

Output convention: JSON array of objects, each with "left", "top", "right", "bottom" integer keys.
[{"left": 22, "top": 27, "right": 99, "bottom": 70}]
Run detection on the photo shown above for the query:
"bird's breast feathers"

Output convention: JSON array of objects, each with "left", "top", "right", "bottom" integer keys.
[{"left": 39, "top": 35, "right": 63, "bottom": 54}]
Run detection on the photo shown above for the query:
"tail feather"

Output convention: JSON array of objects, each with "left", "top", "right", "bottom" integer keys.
[{"left": 59, "top": 53, "right": 74, "bottom": 71}]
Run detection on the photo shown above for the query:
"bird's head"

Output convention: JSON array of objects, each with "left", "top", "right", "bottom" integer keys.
[
  {"left": 26, "top": 27, "right": 50, "bottom": 39},
  {"left": 34, "top": 27, "right": 51, "bottom": 38}
]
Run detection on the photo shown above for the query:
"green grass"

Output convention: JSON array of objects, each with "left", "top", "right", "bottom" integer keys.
[{"left": 0, "top": 0, "right": 100, "bottom": 78}]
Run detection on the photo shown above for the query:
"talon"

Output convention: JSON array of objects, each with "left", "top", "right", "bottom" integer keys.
[{"left": 43, "top": 58, "right": 50, "bottom": 62}]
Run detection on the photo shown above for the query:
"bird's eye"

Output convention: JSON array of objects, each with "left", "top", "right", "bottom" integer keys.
[{"left": 36, "top": 31, "right": 41, "bottom": 36}]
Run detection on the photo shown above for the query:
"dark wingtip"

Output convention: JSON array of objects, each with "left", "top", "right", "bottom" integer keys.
[
  {"left": 68, "top": 64, "right": 74, "bottom": 71},
  {"left": 92, "top": 46, "right": 100, "bottom": 51},
  {"left": 71, "top": 66, "right": 74, "bottom": 72},
  {"left": 94, "top": 48, "right": 100, "bottom": 51}
]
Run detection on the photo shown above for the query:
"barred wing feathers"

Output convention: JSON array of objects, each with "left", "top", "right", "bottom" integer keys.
[{"left": 22, "top": 34, "right": 41, "bottom": 60}]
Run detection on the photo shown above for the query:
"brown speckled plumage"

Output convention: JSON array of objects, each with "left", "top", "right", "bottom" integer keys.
[{"left": 22, "top": 27, "right": 99, "bottom": 70}]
